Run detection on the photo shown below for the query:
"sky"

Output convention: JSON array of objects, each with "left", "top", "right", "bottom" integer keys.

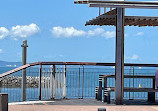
[{"left": 0, "top": 0, "right": 158, "bottom": 64}]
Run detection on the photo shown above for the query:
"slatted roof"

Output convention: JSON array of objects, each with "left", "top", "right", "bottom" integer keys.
[{"left": 85, "top": 9, "right": 158, "bottom": 27}]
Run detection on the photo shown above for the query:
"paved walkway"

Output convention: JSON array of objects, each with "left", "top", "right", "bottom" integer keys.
[
  {"left": 8, "top": 99, "right": 158, "bottom": 111},
  {"left": 9, "top": 105, "right": 158, "bottom": 111}
]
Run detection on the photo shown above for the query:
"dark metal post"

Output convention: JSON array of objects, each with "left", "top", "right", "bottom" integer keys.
[
  {"left": 50, "top": 65, "right": 55, "bottom": 99},
  {"left": 38, "top": 64, "right": 42, "bottom": 100},
  {"left": 63, "top": 65, "right": 66, "bottom": 99},
  {"left": 115, "top": 8, "right": 124, "bottom": 105},
  {"left": 0, "top": 94, "right": 8, "bottom": 111},
  {"left": 21, "top": 40, "right": 28, "bottom": 101}
]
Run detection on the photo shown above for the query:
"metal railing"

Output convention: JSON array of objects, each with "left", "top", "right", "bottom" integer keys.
[{"left": 0, "top": 62, "right": 158, "bottom": 102}]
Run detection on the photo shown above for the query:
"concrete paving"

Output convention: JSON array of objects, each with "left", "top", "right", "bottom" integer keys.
[{"left": 8, "top": 99, "right": 158, "bottom": 111}]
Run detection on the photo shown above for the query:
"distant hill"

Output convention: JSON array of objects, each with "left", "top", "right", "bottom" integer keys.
[{"left": 0, "top": 60, "right": 22, "bottom": 67}]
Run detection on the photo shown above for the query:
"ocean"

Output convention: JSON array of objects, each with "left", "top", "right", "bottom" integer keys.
[{"left": 0, "top": 66, "right": 157, "bottom": 102}]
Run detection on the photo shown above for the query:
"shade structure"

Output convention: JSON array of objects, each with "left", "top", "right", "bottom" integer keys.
[
  {"left": 74, "top": 0, "right": 158, "bottom": 105},
  {"left": 85, "top": 9, "right": 158, "bottom": 27}
]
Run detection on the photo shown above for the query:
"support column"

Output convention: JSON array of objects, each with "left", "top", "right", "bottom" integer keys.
[
  {"left": 21, "top": 40, "right": 28, "bottom": 101},
  {"left": 115, "top": 8, "right": 124, "bottom": 105},
  {"left": 38, "top": 64, "right": 42, "bottom": 100}
]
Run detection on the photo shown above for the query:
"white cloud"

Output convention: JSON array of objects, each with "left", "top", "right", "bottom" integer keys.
[
  {"left": 87, "top": 28, "right": 104, "bottom": 36},
  {"left": 51, "top": 26, "right": 115, "bottom": 39},
  {"left": 136, "top": 32, "right": 144, "bottom": 36},
  {"left": 0, "top": 23, "right": 40, "bottom": 40},
  {"left": 125, "top": 54, "right": 139, "bottom": 60},
  {"left": 0, "top": 49, "right": 3, "bottom": 53},
  {"left": 51, "top": 26, "right": 86, "bottom": 38},
  {"left": 10, "top": 23, "right": 40, "bottom": 38},
  {"left": 102, "top": 31, "right": 115, "bottom": 38},
  {"left": 0, "top": 27, "right": 9, "bottom": 39}
]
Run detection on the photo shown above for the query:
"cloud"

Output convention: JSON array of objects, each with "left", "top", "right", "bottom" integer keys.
[
  {"left": 51, "top": 26, "right": 115, "bottom": 39},
  {"left": 10, "top": 23, "right": 40, "bottom": 38},
  {"left": 125, "top": 54, "right": 139, "bottom": 60},
  {"left": 0, "top": 49, "right": 3, "bottom": 53},
  {"left": 0, "top": 27, "right": 9, "bottom": 39},
  {"left": 88, "top": 28, "right": 115, "bottom": 38},
  {"left": 136, "top": 32, "right": 144, "bottom": 36},
  {"left": 87, "top": 28, "right": 104, "bottom": 36},
  {"left": 51, "top": 26, "right": 86, "bottom": 38},
  {"left": 0, "top": 23, "right": 40, "bottom": 40},
  {"left": 102, "top": 31, "right": 115, "bottom": 38}
]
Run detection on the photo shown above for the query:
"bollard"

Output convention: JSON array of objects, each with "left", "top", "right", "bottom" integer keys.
[
  {"left": 98, "top": 108, "right": 106, "bottom": 111},
  {"left": 0, "top": 94, "right": 8, "bottom": 111}
]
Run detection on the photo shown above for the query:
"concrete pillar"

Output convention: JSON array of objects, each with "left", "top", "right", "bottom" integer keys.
[
  {"left": 115, "top": 8, "right": 124, "bottom": 105},
  {"left": 21, "top": 40, "right": 28, "bottom": 101},
  {"left": 0, "top": 94, "right": 8, "bottom": 111}
]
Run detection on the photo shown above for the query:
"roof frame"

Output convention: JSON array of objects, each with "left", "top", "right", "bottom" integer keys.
[{"left": 74, "top": 0, "right": 158, "bottom": 9}]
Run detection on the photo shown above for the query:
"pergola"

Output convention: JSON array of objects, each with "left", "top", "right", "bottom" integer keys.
[{"left": 74, "top": 0, "right": 158, "bottom": 105}]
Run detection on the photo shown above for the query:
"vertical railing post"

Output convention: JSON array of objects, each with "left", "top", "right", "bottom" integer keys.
[
  {"left": 81, "top": 65, "right": 84, "bottom": 99},
  {"left": 0, "top": 79, "right": 2, "bottom": 93},
  {"left": 132, "top": 66, "right": 134, "bottom": 99},
  {"left": 38, "top": 64, "right": 42, "bottom": 100},
  {"left": 78, "top": 65, "right": 81, "bottom": 99},
  {"left": 21, "top": 40, "right": 28, "bottom": 101},
  {"left": 50, "top": 65, "right": 55, "bottom": 99},
  {"left": 63, "top": 65, "right": 66, "bottom": 99}
]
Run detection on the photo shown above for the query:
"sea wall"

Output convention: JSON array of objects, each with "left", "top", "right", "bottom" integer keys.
[
  {"left": 1, "top": 76, "right": 42, "bottom": 87},
  {"left": 0, "top": 76, "right": 63, "bottom": 88}
]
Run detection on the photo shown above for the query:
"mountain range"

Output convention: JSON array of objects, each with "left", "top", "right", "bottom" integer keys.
[{"left": 0, "top": 60, "right": 22, "bottom": 67}]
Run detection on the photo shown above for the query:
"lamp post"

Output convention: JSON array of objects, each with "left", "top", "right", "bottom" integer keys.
[{"left": 21, "top": 40, "right": 28, "bottom": 101}]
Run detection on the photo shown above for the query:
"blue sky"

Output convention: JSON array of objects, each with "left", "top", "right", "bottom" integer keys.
[{"left": 0, "top": 0, "right": 158, "bottom": 64}]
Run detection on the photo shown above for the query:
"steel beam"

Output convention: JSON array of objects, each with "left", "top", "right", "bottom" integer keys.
[
  {"left": 21, "top": 40, "right": 28, "bottom": 101},
  {"left": 74, "top": 0, "right": 158, "bottom": 5},
  {"left": 115, "top": 8, "right": 124, "bottom": 105},
  {"left": 89, "top": 4, "right": 158, "bottom": 9}
]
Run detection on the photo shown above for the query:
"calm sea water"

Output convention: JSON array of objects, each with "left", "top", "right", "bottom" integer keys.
[{"left": 0, "top": 66, "right": 158, "bottom": 102}]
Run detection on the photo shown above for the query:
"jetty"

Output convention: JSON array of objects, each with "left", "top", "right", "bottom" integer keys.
[{"left": 2, "top": 1, "right": 158, "bottom": 111}]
